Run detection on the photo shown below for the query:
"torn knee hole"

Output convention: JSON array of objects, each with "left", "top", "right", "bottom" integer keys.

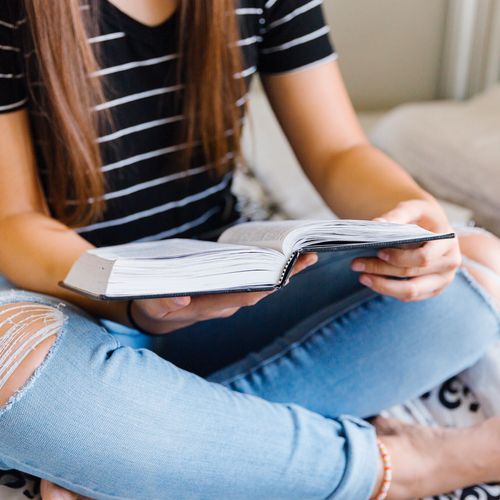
[{"left": 0, "top": 302, "right": 64, "bottom": 405}]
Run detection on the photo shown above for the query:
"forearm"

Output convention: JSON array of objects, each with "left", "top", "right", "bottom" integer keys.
[
  {"left": 0, "top": 212, "right": 129, "bottom": 325},
  {"left": 313, "top": 143, "right": 439, "bottom": 220}
]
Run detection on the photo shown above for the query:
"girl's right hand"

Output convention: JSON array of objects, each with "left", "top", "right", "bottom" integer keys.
[{"left": 129, "top": 253, "right": 318, "bottom": 335}]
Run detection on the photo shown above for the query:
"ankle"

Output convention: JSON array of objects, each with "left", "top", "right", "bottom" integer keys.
[
  {"left": 370, "top": 440, "right": 392, "bottom": 500},
  {"left": 470, "top": 418, "right": 500, "bottom": 483},
  {"left": 370, "top": 459, "right": 384, "bottom": 500},
  {"left": 380, "top": 434, "right": 425, "bottom": 500},
  {"left": 383, "top": 423, "right": 495, "bottom": 499},
  {"left": 375, "top": 425, "right": 445, "bottom": 500}
]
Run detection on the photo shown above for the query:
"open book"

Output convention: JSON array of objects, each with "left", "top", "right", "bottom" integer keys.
[{"left": 62, "top": 219, "right": 454, "bottom": 300}]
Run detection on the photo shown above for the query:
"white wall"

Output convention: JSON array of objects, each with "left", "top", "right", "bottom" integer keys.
[
  {"left": 323, "top": 0, "right": 449, "bottom": 110},
  {"left": 439, "top": 0, "right": 500, "bottom": 99}
]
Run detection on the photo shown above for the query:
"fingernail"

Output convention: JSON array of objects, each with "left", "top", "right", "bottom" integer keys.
[
  {"left": 378, "top": 251, "right": 389, "bottom": 261},
  {"left": 174, "top": 296, "right": 190, "bottom": 306},
  {"left": 360, "top": 276, "right": 373, "bottom": 287},
  {"left": 351, "top": 262, "right": 365, "bottom": 272}
]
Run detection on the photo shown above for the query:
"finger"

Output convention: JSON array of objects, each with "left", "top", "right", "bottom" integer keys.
[
  {"left": 352, "top": 257, "right": 438, "bottom": 278},
  {"left": 359, "top": 272, "right": 453, "bottom": 302},
  {"left": 377, "top": 239, "right": 459, "bottom": 269},
  {"left": 289, "top": 253, "right": 318, "bottom": 277},
  {"left": 41, "top": 479, "right": 79, "bottom": 500},
  {"left": 301, "top": 252, "right": 319, "bottom": 268},
  {"left": 213, "top": 306, "right": 241, "bottom": 319},
  {"left": 166, "top": 290, "right": 274, "bottom": 323},
  {"left": 375, "top": 200, "right": 428, "bottom": 225},
  {"left": 169, "top": 305, "right": 242, "bottom": 322},
  {"left": 352, "top": 246, "right": 461, "bottom": 278},
  {"left": 194, "top": 290, "right": 273, "bottom": 310},
  {"left": 137, "top": 296, "right": 192, "bottom": 319}
]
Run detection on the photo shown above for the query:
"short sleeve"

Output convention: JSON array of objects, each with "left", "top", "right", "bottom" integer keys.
[
  {"left": 258, "top": 0, "right": 336, "bottom": 74},
  {"left": 0, "top": 3, "right": 28, "bottom": 114}
]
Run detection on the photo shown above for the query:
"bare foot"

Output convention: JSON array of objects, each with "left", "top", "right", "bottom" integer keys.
[
  {"left": 372, "top": 416, "right": 500, "bottom": 499},
  {"left": 40, "top": 478, "right": 91, "bottom": 500}
]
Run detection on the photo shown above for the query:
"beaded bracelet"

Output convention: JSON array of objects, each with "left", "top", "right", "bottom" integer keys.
[{"left": 374, "top": 439, "right": 393, "bottom": 500}]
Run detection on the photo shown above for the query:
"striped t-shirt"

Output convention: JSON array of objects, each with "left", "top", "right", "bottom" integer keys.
[{"left": 0, "top": 0, "right": 336, "bottom": 247}]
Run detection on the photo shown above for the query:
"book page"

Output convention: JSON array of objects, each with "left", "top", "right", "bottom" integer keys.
[
  {"left": 284, "top": 220, "right": 440, "bottom": 254},
  {"left": 219, "top": 219, "right": 446, "bottom": 257},
  {"left": 89, "top": 238, "right": 254, "bottom": 260},
  {"left": 218, "top": 220, "right": 308, "bottom": 253}
]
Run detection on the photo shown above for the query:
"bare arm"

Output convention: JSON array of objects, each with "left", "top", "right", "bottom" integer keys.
[
  {"left": 261, "top": 61, "right": 435, "bottom": 219},
  {"left": 0, "top": 110, "right": 129, "bottom": 323},
  {"left": 262, "top": 61, "right": 461, "bottom": 301},
  {"left": 0, "top": 110, "right": 315, "bottom": 333}
]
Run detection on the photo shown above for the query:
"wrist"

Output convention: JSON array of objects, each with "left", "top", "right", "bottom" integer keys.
[
  {"left": 370, "top": 439, "right": 393, "bottom": 500},
  {"left": 370, "top": 454, "right": 385, "bottom": 500}
]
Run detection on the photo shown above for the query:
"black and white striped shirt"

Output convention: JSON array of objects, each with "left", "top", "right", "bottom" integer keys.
[{"left": 0, "top": 0, "right": 336, "bottom": 247}]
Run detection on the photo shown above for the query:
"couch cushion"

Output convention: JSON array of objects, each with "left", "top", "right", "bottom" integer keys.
[{"left": 371, "top": 85, "right": 500, "bottom": 235}]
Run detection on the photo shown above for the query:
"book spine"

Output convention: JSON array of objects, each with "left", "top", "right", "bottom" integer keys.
[{"left": 278, "top": 252, "right": 300, "bottom": 287}]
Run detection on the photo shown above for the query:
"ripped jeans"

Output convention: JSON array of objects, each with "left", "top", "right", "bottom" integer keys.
[{"left": 0, "top": 253, "right": 498, "bottom": 500}]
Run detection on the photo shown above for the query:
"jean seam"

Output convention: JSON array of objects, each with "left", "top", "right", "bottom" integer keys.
[
  {"left": 219, "top": 270, "right": 500, "bottom": 390},
  {"left": 220, "top": 290, "right": 382, "bottom": 386},
  {"left": 326, "top": 418, "right": 379, "bottom": 500}
]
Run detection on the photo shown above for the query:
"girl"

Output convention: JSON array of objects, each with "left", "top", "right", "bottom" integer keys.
[{"left": 0, "top": 1, "right": 499, "bottom": 499}]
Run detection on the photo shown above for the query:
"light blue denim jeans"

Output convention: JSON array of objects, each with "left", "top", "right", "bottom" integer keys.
[{"left": 0, "top": 252, "right": 498, "bottom": 500}]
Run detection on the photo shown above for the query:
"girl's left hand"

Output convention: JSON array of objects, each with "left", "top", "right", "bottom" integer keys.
[{"left": 351, "top": 199, "right": 462, "bottom": 302}]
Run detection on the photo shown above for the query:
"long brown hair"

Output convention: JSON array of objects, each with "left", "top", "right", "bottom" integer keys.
[{"left": 23, "top": 0, "right": 245, "bottom": 227}]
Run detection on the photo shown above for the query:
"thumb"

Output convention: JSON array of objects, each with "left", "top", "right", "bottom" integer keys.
[
  {"left": 374, "top": 200, "right": 427, "bottom": 225},
  {"left": 137, "top": 296, "right": 191, "bottom": 320},
  {"left": 156, "top": 296, "right": 191, "bottom": 316}
]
